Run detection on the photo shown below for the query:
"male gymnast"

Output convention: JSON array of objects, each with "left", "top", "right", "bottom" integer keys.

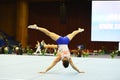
[{"left": 28, "top": 24, "right": 85, "bottom": 73}]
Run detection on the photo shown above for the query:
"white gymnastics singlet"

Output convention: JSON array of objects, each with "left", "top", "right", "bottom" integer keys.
[{"left": 58, "top": 45, "right": 70, "bottom": 60}]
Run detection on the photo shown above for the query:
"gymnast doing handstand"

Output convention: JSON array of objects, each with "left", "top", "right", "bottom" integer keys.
[{"left": 28, "top": 24, "right": 85, "bottom": 73}]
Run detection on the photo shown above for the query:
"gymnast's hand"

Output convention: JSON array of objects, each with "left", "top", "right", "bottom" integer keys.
[
  {"left": 79, "top": 70, "right": 85, "bottom": 73},
  {"left": 39, "top": 71, "right": 46, "bottom": 74},
  {"left": 78, "top": 28, "right": 84, "bottom": 32},
  {"left": 28, "top": 24, "right": 38, "bottom": 29}
]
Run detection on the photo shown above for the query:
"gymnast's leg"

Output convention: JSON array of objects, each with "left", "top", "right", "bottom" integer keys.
[
  {"left": 66, "top": 28, "right": 84, "bottom": 41},
  {"left": 28, "top": 24, "right": 60, "bottom": 41}
]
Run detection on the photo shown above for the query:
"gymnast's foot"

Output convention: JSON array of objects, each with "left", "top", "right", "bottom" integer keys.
[
  {"left": 78, "top": 28, "right": 84, "bottom": 32},
  {"left": 28, "top": 24, "right": 38, "bottom": 29}
]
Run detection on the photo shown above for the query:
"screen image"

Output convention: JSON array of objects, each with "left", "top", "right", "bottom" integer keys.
[{"left": 91, "top": 1, "right": 120, "bottom": 42}]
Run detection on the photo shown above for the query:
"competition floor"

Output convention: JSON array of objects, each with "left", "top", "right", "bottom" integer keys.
[{"left": 0, "top": 54, "right": 120, "bottom": 80}]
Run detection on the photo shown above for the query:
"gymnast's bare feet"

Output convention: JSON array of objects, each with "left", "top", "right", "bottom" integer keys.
[
  {"left": 28, "top": 24, "right": 38, "bottom": 29},
  {"left": 78, "top": 28, "right": 84, "bottom": 32}
]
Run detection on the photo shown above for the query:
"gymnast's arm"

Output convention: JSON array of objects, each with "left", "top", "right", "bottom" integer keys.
[
  {"left": 40, "top": 56, "right": 61, "bottom": 73},
  {"left": 69, "top": 58, "right": 85, "bottom": 73}
]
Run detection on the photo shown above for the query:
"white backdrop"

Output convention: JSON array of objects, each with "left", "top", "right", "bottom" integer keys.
[{"left": 91, "top": 1, "right": 120, "bottom": 42}]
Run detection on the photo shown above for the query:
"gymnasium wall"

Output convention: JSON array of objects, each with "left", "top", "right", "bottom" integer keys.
[
  {"left": 0, "top": 0, "right": 118, "bottom": 51},
  {"left": 28, "top": 1, "right": 118, "bottom": 50}
]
